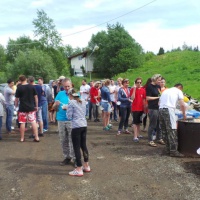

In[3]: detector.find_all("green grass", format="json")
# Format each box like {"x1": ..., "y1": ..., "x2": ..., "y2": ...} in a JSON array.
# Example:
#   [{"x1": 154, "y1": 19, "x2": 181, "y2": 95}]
[
  {"x1": 114, "y1": 51, "x2": 200, "y2": 100},
  {"x1": 70, "y1": 72, "x2": 105, "y2": 90}
]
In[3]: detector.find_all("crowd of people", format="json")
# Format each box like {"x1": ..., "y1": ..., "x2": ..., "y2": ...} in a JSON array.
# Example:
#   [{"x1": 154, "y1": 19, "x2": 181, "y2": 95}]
[{"x1": 0, "y1": 73, "x2": 187, "y2": 177}]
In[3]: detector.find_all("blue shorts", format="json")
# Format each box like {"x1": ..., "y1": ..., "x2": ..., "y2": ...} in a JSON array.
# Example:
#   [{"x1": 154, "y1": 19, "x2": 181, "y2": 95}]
[{"x1": 101, "y1": 101, "x2": 111, "y2": 112}]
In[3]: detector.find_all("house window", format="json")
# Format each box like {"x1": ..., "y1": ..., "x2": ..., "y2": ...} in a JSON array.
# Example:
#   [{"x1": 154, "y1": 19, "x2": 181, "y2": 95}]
[{"x1": 78, "y1": 56, "x2": 82, "y2": 60}]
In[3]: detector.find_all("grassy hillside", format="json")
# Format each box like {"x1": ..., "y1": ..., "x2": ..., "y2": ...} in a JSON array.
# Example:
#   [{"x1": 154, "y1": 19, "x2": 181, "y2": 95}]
[{"x1": 114, "y1": 51, "x2": 200, "y2": 100}]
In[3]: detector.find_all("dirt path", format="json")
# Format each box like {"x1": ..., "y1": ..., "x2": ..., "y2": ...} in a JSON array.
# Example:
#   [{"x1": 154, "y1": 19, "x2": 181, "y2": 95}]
[{"x1": 0, "y1": 121, "x2": 200, "y2": 200}]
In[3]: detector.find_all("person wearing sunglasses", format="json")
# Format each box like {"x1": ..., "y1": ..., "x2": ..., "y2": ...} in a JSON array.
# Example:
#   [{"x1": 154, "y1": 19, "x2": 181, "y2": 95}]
[
  {"x1": 117, "y1": 79, "x2": 132, "y2": 135},
  {"x1": 130, "y1": 77, "x2": 146, "y2": 142}
]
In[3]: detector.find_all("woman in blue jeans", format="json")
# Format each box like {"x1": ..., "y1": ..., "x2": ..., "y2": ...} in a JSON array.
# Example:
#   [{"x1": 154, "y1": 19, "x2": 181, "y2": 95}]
[
  {"x1": 117, "y1": 79, "x2": 132, "y2": 135},
  {"x1": 100, "y1": 79, "x2": 112, "y2": 131}
]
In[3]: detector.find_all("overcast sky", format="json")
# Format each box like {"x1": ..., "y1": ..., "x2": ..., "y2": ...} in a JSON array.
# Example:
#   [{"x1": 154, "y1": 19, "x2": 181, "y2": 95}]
[{"x1": 0, "y1": 0, "x2": 200, "y2": 53}]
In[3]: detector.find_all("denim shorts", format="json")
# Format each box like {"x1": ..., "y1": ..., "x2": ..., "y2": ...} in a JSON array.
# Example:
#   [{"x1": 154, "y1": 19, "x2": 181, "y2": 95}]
[{"x1": 101, "y1": 101, "x2": 111, "y2": 112}]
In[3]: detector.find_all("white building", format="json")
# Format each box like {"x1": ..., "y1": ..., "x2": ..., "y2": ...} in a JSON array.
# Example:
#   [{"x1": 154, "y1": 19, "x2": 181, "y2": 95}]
[{"x1": 68, "y1": 51, "x2": 95, "y2": 74}]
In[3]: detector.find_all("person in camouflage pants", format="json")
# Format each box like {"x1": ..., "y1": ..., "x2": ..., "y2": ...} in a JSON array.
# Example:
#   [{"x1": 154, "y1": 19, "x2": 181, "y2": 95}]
[
  {"x1": 159, "y1": 108, "x2": 178, "y2": 154},
  {"x1": 159, "y1": 83, "x2": 186, "y2": 157}
]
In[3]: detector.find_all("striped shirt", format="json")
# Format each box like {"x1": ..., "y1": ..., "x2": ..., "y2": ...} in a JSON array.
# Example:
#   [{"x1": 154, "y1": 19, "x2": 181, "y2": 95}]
[{"x1": 67, "y1": 99, "x2": 87, "y2": 128}]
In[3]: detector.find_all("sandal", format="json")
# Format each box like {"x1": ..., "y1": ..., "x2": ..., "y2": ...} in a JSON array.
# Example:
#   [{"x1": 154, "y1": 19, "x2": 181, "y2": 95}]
[{"x1": 149, "y1": 141, "x2": 157, "y2": 147}]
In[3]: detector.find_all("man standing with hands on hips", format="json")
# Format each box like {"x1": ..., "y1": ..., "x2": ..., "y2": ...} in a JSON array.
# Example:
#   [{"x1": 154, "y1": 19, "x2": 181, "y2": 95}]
[{"x1": 159, "y1": 83, "x2": 186, "y2": 157}]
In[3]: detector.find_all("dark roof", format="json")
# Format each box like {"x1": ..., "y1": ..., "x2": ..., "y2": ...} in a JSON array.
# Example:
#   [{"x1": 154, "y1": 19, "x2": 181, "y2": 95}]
[{"x1": 68, "y1": 51, "x2": 88, "y2": 59}]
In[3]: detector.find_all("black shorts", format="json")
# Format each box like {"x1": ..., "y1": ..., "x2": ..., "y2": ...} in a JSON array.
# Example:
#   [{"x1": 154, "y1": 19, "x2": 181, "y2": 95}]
[{"x1": 132, "y1": 111, "x2": 143, "y2": 124}]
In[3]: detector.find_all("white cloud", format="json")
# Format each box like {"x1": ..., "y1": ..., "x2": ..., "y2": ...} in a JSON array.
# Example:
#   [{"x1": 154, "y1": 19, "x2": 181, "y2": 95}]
[
  {"x1": 83, "y1": 0, "x2": 110, "y2": 9},
  {"x1": 60, "y1": 25, "x2": 104, "y2": 48},
  {"x1": 30, "y1": 0, "x2": 53, "y2": 8},
  {"x1": 129, "y1": 22, "x2": 200, "y2": 53}
]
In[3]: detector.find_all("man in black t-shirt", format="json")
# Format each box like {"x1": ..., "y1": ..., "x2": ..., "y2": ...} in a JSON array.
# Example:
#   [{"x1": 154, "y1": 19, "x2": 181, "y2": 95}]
[{"x1": 15, "y1": 75, "x2": 40, "y2": 142}]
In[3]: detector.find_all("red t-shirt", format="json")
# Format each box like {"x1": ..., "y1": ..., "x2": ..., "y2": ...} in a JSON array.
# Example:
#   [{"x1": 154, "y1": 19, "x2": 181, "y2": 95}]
[
  {"x1": 90, "y1": 87, "x2": 99, "y2": 103},
  {"x1": 130, "y1": 87, "x2": 146, "y2": 111}
]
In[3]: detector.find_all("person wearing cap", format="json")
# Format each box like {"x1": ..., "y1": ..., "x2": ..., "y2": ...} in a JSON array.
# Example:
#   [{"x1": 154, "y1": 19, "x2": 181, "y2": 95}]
[
  {"x1": 80, "y1": 79, "x2": 90, "y2": 119},
  {"x1": 67, "y1": 89, "x2": 90, "y2": 177},
  {"x1": 56, "y1": 76, "x2": 65, "y2": 93},
  {"x1": 53, "y1": 78, "x2": 75, "y2": 166}
]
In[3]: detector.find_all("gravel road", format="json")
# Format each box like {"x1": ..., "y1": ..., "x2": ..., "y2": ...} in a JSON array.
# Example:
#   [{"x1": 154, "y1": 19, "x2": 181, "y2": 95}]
[{"x1": 0, "y1": 121, "x2": 200, "y2": 200}]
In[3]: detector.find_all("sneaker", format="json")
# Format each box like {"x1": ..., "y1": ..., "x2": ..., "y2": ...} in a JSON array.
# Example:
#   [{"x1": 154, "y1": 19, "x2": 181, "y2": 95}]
[
  {"x1": 107, "y1": 124, "x2": 112, "y2": 129},
  {"x1": 43, "y1": 129, "x2": 48, "y2": 132},
  {"x1": 133, "y1": 138, "x2": 139, "y2": 143},
  {"x1": 116, "y1": 131, "x2": 121, "y2": 136},
  {"x1": 149, "y1": 141, "x2": 157, "y2": 147},
  {"x1": 170, "y1": 151, "x2": 184, "y2": 158},
  {"x1": 158, "y1": 139, "x2": 165, "y2": 145},
  {"x1": 38, "y1": 133, "x2": 44, "y2": 137},
  {"x1": 82, "y1": 166, "x2": 91, "y2": 172},
  {"x1": 103, "y1": 126, "x2": 110, "y2": 131},
  {"x1": 69, "y1": 169, "x2": 83, "y2": 177},
  {"x1": 60, "y1": 158, "x2": 71, "y2": 166}
]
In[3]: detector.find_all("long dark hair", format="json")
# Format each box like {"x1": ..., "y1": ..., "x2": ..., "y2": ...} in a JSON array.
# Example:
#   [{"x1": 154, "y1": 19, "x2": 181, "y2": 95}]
[{"x1": 143, "y1": 78, "x2": 152, "y2": 89}]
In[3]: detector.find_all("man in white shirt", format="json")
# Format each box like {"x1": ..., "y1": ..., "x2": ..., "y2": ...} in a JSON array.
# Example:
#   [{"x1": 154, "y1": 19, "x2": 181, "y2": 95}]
[
  {"x1": 80, "y1": 79, "x2": 90, "y2": 118},
  {"x1": 159, "y1": 83, "x2": 186, "y2": 157},
  {"x1": 109, "y1": 79, "x2": 117, "y2": 122}
]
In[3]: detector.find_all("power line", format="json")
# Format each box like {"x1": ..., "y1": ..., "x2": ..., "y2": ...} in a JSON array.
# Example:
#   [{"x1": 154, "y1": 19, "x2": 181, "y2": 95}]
[
  {"x1": 6, "y1": 0, "x2": 156, "y2": 47},
  {"x1": 62, "y1": 0, "x2": 157, "y2": 37}
]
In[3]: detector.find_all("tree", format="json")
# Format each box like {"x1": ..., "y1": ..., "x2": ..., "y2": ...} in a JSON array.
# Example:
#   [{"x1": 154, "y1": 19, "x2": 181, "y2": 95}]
[
  {"x1": 33, "y1": 9, "x2": 62, "y2": 48},
  {"x1": 44, "y1": 47, "x2": 70, "y2": 77},
  {"x1": 6, "y1": 36, "x2": 43, "y2": 63},
  {"x1": 157, "y1": 47, "x2": 165, "y2": 55},
  {"x1": 182, "y1": 43, "x2": 192, "y2": 51},
  {"x1": 88, "y1": 23, "x2": 144, "y2": 77},
  {"x1": 0, "y1": 45, "x2": 6, "y2": 71},
  {"x1": 5, "y1": 48, "x2": 57, "y2": 82},
  {"x1": 193, "y1": 46, "x2": 199, "y2": 52}
]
